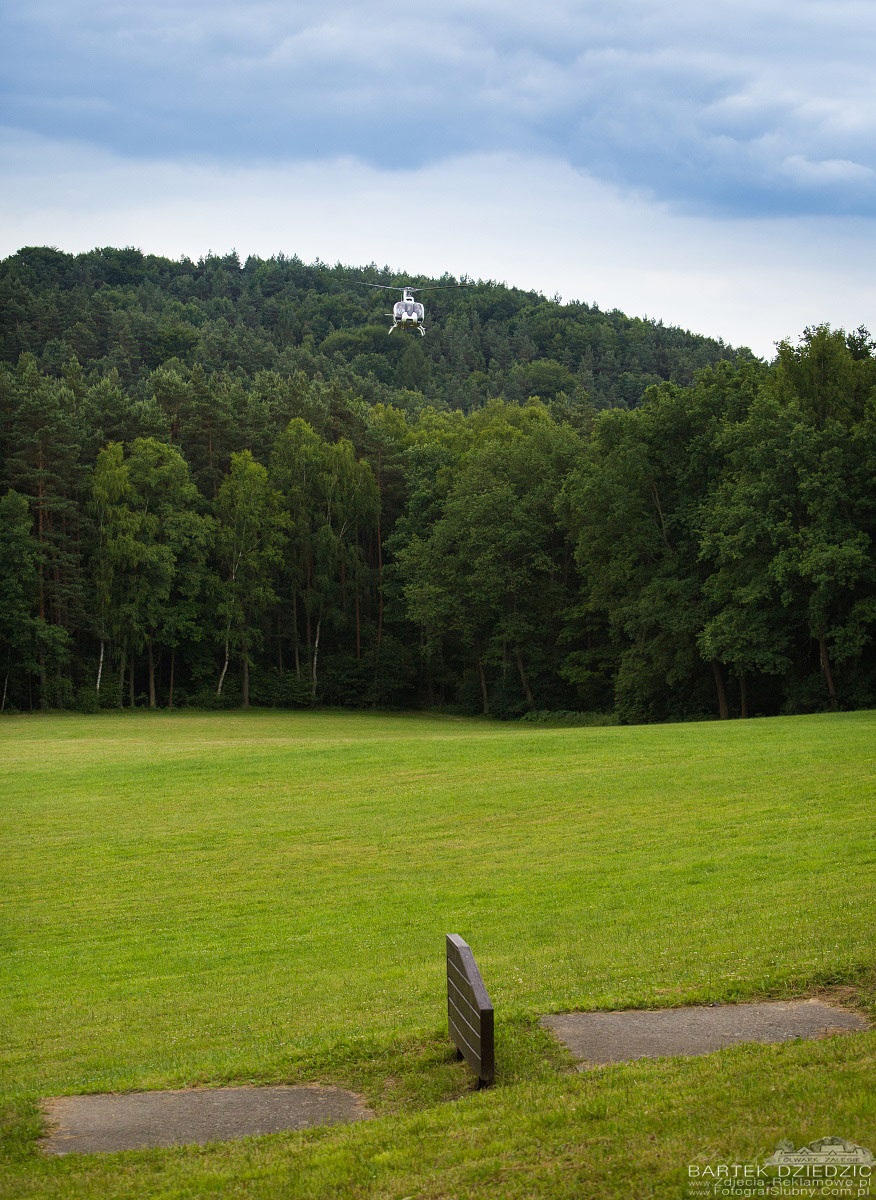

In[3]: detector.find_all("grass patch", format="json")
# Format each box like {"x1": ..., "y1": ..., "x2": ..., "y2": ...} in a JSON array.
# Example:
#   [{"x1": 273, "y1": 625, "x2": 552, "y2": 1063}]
[{"x1": 1, "y1": 708, "x2": 874, "y2": 1197}]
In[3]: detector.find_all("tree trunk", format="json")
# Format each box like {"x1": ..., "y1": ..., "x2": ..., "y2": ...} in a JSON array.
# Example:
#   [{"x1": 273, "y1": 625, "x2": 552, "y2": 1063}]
[
  {"x1": 129, "y1": 656, "x2": 135, "y2": 708},
  {"x1": 477, "y1": 657, "x2": 489, "y2": 716},
  {"x1": 38, "y1": 649, "x2": 47, "y2": 708},
  {"x1": 148, "y1": 641, "x2": 156, "y2": 709},
  {"x1": 515, "y1": 648, "x2": 535, "y2": 708},
  {"x1": 739, "y1": 673, "x2": 748, "y2": 719},
  {"x1": 217, "y1": 630, "x2": 230, "y2": 696},
  {"x1": 310, "y1": 616, "x2": 321, "y2": 705},
  {"x1": 168, "y1": 647, "x2": 175, "y2": 709},
  {"x1": 293, "y1": 592, "x2": 301, "y2": 678},
  {"x1": 818, "y1": 634, "x2": 838, "y2": 709},
  {"x1": 355, "y1": 582, "x2": 361, "y2": 660},
  {"x1": 37, "y1": 467, "x2": 45, "y2": 622},
  {"x1": 375, "y1": 451, "x2": 384, "y2": 656},
  {"x1": 305, "y1": 554, "x2": 312, "y2": 653},
  {"x1": 650, "y1": 479, "x2": 671, "y2": 550},
  {"x1": 118, "y1": 647, "x2": 126, "y2": 708},
  {"x1": 241, "y1": 652, "x2": 250, "y2": 708},
  {"x1": 376, "y1": 523, "x2": 384, "y2": 655},
  {"x1": 711, "y1": 661, "x2": 729, "y2": 720},
  {"x1": 373, "y1": 472, "x2": 385, "y2": 701},
  {"x1": 52, "y1": 557, "x2": 63, "y2": 628},
  {"x1": 1, "y1": 672, "x2": 8, "y2": 713},
  {"x1": 96, "y1": 638, "x2": 104, "y2": 693}
]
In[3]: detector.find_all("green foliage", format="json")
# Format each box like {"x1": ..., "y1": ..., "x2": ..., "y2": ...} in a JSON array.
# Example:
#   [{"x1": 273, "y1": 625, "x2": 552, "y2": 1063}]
[
  {"x1": 562, "y1": 342, "x2": 876, "y2": 720},
  {"x1": 0, "y1": 244, "x2": 873, "y2": 721},
  {"x1": 698, "y1": 333, "x2": 876, "y2": 712},
  {"x1": 214, "y1": 451, "x2": 287, "y2": 704},
  {"x1": 0, "y1": 489, "x2": 61, "y2": 710},
  {"x1": 90, "y1": 437, "x2": 211, "y2": 707},
  {"x1": 0, "y1": 246, "x2": 742, "y2": 415},
  {"x1": 518, "y1": 708, "x2": 619, "y2": 726},
  {"x1": 397, "y1": 403, "x2": 582, "y2": 713}
]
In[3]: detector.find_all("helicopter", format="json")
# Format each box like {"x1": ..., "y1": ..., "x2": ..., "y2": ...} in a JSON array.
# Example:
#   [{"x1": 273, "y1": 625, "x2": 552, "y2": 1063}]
[
  {"x1": 388, "y1": 287, "x2": 426, "y2": 336},
  {"x1": 349, "y1": 280, "x2": 463, "y2": 335}
]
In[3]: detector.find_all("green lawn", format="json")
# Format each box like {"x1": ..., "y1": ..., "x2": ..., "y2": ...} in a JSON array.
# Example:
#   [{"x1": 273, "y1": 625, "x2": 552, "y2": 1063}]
[{"x1": 1, "y1": 709, "x2": 874, "y2": 1198}]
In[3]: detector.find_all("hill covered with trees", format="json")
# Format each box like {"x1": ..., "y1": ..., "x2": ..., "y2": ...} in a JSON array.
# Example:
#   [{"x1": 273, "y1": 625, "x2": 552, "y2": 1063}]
[
  {"x1": 0, "y1": 245, "x2": 743, "y2": 413},
  {"x1": 1, "y1": 246, "x2": 874, "y2": 720}
]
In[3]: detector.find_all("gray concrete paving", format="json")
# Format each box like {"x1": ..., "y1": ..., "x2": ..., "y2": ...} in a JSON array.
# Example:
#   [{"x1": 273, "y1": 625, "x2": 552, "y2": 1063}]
[
  {"x1": 41, "y1": 1084, "x2": 373, "y2": 1155},
  {"x1": 542, "y1": 999, "x2": 869, "y2": 1066}
]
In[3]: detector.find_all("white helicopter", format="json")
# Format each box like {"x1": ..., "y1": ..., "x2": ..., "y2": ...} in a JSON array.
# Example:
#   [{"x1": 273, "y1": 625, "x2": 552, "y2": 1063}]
[
  {"x1": 388, "y1": 287, "x2": 426, "y2": 336},
  {"x1": 351, "y1": 280, "x2": 463, "y2": 335}
]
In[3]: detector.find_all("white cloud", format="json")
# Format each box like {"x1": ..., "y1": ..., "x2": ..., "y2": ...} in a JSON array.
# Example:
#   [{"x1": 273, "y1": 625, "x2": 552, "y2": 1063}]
[
  {"x1": 1, "y1": 128, "x2": 874, "y2": 358},
  {"x1": 781, "y1": 154, "x2": 875, "y2": 185}
]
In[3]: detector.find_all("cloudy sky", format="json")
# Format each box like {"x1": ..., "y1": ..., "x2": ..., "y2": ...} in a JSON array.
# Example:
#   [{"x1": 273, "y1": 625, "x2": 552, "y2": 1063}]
[{"x1": 2, "y1": 0, "x2": 875, "y2": 355}]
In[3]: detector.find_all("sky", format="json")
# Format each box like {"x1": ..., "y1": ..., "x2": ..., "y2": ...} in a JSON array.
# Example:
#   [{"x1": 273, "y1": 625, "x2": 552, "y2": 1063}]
[{"x1": 2, "y1": 0, "x2": 875, "y2": 356}]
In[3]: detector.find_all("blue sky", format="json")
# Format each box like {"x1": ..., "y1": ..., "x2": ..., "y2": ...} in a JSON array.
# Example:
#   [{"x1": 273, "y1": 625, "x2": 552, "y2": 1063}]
[{"x1": 2, "y1": 0, "x2": 875, "y2": 353}]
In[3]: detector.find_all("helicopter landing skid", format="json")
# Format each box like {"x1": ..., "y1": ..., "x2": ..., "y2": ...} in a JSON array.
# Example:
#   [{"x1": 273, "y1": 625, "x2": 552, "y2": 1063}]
[{"x1": 388, "y1": 323, "x2": 426, "y2": 336}]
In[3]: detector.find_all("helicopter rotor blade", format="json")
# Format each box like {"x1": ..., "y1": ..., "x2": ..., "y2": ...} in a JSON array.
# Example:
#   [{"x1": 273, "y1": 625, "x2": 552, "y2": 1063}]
[
  {"x1": 340, "y1": 278, "x2": 404, "y2": 291},
  {"x1": 406, "y1": 283, "x2": 466, "y2": 292},
  {"x1": 338, "y1": 276, "x2": 466, "y2": 294}
]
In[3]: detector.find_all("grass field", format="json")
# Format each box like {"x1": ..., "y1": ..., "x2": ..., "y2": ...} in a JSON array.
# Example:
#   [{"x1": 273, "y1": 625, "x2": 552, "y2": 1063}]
[{"x1": 1, "y1": 709, "x2": 874, "y2": 1198}]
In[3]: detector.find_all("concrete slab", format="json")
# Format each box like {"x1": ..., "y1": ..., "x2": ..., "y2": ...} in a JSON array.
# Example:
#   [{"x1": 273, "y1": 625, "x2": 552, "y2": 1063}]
[
  {"x1": 41, "y1": 1084, "x2": 373, "y2": 1155},
  {"x1": 542, "y1": 999, "x2": 869, "y2": 1066}
]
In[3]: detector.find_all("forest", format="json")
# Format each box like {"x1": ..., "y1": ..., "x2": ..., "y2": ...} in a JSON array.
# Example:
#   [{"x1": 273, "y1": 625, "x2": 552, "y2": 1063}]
[{"x1": 1, "y1": 245, "x2": 874, "y2": 720}]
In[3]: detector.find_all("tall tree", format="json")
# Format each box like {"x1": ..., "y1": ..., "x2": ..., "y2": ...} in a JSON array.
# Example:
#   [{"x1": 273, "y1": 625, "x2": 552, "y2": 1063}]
[
  {"x1": 701, "y1": 330, "x2": 876, "y2": 710},
  {"x1": 214, "y1": 450, "x2": 286, "y2": 705},
  {"x1": 561, "y1": 361, "x2": 763, "y2": 721},
  {"x1": 270, "y1": 422, "x2": 377, "y2": 701},
  {"x1": 400, "y1": 403, "x2": 581, "y2": 714},
  {"x1": 0, "y1": 490, "x2": 61, "y2": 710},
  {"x1": 91, "y1": 438, "x2": 210, "y2": 707},
  {"x1": 4, "y1": 355, "x2": 83, "y2": 705}
]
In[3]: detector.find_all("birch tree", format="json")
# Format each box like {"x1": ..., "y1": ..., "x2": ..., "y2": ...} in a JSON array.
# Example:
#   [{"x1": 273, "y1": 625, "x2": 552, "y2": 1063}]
[{"x1": 214, "y1": 450, "x2": 286, "y2": 705}]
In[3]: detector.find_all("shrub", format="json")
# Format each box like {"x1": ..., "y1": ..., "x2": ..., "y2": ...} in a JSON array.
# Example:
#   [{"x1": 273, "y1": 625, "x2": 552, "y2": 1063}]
[
  {"x1": 72, "y1": 686, "x2": 101, "y2": 714},
  {"x1": 519, "y1": 709, "x2": 618, "y2": 727}
]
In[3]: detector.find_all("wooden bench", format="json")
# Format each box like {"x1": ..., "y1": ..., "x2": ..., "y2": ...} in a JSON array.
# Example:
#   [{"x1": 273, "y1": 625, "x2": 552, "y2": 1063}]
[{"x1": 446, "y1": 934, "x2": 494, "y2": 1087}]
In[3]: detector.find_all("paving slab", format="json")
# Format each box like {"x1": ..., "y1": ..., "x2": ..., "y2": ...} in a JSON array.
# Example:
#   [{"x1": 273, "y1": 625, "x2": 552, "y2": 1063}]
[
  {"x1": 41, "y1": 1084, "x2": 373, "y2": 1155},
  {"x1": 542, "y1": 999, "x2": 869, "y2": 1066}
]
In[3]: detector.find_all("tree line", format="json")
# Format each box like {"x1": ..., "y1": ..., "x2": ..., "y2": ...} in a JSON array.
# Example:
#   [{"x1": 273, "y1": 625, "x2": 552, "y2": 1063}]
[{"x1": 1, "y1": 298, "x2": 873, "y2": 719}]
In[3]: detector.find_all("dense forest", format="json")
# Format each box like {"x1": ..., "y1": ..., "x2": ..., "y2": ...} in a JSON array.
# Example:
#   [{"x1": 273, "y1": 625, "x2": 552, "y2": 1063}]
[{"x1": 1, "y1": 245, "x2": 874, "y2": 720}]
